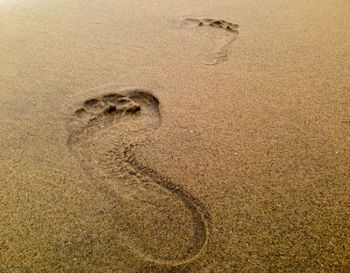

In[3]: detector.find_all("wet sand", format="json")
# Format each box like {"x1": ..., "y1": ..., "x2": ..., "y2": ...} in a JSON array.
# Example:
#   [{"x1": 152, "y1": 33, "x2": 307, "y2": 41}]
[{"x1": 1, "y1": 0, "x2": 350, "y2": 272}]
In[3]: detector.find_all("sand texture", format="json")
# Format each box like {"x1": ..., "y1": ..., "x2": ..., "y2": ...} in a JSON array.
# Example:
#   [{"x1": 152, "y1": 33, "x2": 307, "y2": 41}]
[{"x1": 1, "y1": 0, "x2": 350, "y2": 272}]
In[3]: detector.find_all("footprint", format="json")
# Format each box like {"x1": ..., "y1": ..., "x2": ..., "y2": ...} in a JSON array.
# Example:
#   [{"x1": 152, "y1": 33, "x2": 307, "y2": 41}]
[
  {"x1": 66, "y1": 88, "x2": 211, "y2": 266},
  {"x1": 178, "y1": 17, "x2": 239, "y2": 66}
]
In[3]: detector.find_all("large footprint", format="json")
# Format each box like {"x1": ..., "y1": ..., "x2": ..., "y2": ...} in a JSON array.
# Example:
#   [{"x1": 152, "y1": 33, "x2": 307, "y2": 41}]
[
  {"x1": 66, "y1": 89, "x2": 210, "y2": 266},
  {"x1": 178, "y1": 17, "x2": 239, "y2": 66}
]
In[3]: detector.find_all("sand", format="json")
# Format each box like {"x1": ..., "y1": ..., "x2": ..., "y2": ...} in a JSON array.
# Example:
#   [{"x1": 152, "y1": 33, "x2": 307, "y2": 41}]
[{"x1": 1, "y1": 0, "x2": 350, "y2": 272}]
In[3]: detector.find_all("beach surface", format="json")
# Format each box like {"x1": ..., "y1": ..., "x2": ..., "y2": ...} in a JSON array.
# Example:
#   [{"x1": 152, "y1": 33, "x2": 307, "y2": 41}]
[{"x1": 1, "y1": 0, "x2": 350, "y2": 272}]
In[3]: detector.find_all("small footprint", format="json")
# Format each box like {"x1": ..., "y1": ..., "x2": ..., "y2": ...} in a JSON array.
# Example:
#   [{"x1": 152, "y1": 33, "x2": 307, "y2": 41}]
[
  {"x1": 66, "y1": 88, "x2": 211, "y2": 266},
  {"x1": 178, "y1": 17, "x2": 239, "y2": 66}
]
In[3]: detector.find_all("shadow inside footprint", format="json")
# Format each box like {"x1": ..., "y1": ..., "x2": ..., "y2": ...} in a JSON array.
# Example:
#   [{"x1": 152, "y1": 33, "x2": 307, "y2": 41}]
[
  {"x1": 178, "y1": 17, "x2": 239, "y2": 66},
  {"x1": 67, "y1": 88, "x2": 210, "y2": 266}
]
